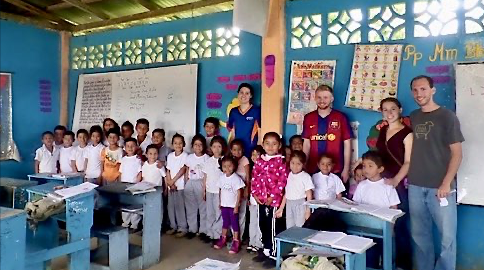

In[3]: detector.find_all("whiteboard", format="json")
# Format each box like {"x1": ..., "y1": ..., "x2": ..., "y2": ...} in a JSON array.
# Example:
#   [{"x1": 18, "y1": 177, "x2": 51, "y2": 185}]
[
  {"x1": 455, "y1": 62, "x2": 484, "y2": 206},
  {"x1": 72, "y1": 64, "x2": 198, "y2": 148}
]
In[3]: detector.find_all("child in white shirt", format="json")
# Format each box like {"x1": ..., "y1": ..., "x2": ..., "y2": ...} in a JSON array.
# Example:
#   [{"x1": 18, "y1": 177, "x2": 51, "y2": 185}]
[
  {"x1": 229, "y1": 139, "x2": 250, "y2": 239},
  {"x1": 84, "y1": 125, "x2": 105, "y2": 184},
  {"x1": 202, "y1": 136, "x2": 226, "y2": 243},
  {"x1": 72, "y1": 129, "x2": 89, "y2": 172},
  {"x1": 276, "y1": 151, "x2": 314, "y2": 228},
  {"x1": 142, "y1": 144, "x2": 167, "y2": 186},
  {"x1": 165, "y1": 133, "x2": 188, "y2": 237},
  {"x1": 120, "y1": 138, "x2": 142, "y2": 229},
  {"x1": 34, "y1": 131, "x2": 59, "y2": 173},
  {"x1": 312, "y1": 154, "x2": 346, "y2": 200},
  {"x1": 151, "y1": 128, "x2": 172, "y2": 167},
  {"x1": 135, "y1": 118, "x2": 151, "y2": 154},
  {"x1": 203, "y1": 117, "x2": 220, "y2": 155},
  {"x1": 59, "y1": 131, "x2": 76, "y2": 173}
]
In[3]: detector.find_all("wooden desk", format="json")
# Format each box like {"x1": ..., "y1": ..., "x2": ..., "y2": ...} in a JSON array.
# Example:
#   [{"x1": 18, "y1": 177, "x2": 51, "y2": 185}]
[
  {"x1": 27, "y1": 173, "x2": 83, "y2": 186},
  {"x1": 275, "y1": 227, "x2": 367, "y2": 270},
  {"x1": 95, "y1": 182, "x2": 162, "y2": 270},
  {"x1": 0, "y1": 207, "x2": 26, "y2": 270},
  {"x1": 0, "y1": 178, "x2": 38, "y2": 209},
  {"x1": 25, "y1": 183, "x2": 94, "y2": 270}
]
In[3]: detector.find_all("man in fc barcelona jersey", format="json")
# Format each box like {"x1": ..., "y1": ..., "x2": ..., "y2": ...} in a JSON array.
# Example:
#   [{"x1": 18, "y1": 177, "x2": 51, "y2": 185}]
[{"x1": 302, "y1": 85, "x2": 353, "y2": 182}]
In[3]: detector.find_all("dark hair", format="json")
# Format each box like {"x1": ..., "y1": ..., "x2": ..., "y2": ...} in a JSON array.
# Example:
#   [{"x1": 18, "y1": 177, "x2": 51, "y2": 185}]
[
  {"x1": 362, "y1": 151, "x2": 384, "y2": 168},
  {"x1": 204, "y1": 117, "x2": 220, "y2": 130},
  {"x1": 354, "y1": 164, "x2": 363, "y2": 174},
  {"x1": 289, "y1": 135, "x2": 303, "y2": 145},
  {"x1": 172, "y1": 133, "x2": 186, "y2": 147},
  {"x1": 220, "y1": 155, "x2": 238, "y2": 173},
  {"x1": 238, "y1": 83, "x2": 255, "y2": 104},
  {"x1": 290, "y1": 150, "x2": 307, "y2": 164},
  {"x1": 103, "y1": 118, "x2": 119, "y2": 131},
  {"x1": 263, "y1": 132, "x2": 282, "y2": 144},
  {"x1": 410, "y1": 75, "x2": 434, "y2": 89},
  {"x1": 42, "y1": 131, "x2": 54, "y2": 138},
  {"x1": 54, "y1": 125, "x2": 67, "y2": 132},
  {"x1": 136, "y1": 118, "x2": 150, "y2": 127},
  {"x1": 76, "y1": 129, "x2": 88, "y2": 137},
  {"x1": 230, "y1": 139, "x2": 245, "y2": 151},
  {"x1": 318, "y1": 153, "x2": 334, "y2": 163},
  {"x1": 252, "y1": 145, "x2": 265, "y2": 156},
  {"x1": 283, "y1": 145, "x2": 292, "y2": 156},
  {"x1": 152, "y1": 128, "x2": 166, "y2": 137},
  {"x1": 106, "y1": 127, "x2": 120, "y2": 137},
  {"x1": 380, "y1": 97, "x2": 402, "y2": 111},
  {"x1": 210, "y1": 135, "x2": 228, "y2": 154},
  {"x1": 89, "y1": 125, "x2": 104, "y2": 138},
  {"x1": 121, "y1": 121, "x2": 134, "y2": 131},
  {"x1": 124, "y1": 137, "x2": 137, "y2": 145},
  {"x1": 146, "y1": 144, "x2": 159, "y2": 153},
  {"x1": 64, "y1": 131, "x2": 75, "y2": 139},
  {"x1": 315, "y1": 84, "x2": 334, "y2": 95},
  {"x1": 191, "y1": 134, "x2": 207, "y2": 154}
]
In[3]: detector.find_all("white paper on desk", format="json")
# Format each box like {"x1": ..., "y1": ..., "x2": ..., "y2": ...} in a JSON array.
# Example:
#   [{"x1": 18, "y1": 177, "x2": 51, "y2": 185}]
[
  {"x1": 307, "y1": 231, "x2": 347, "y2": 246},
  {"x1": 52, "y1": 172, "x2": 83, "y2": 179},
  {"x1": 185, "y1": 258, "x2": 240, "y2": 270},
  {"x1": 331, "y1": 235, "x2": 374, "y2": 254},
  {"x1": 54, "y1": 182, "x2": 98, "y2": 199}
]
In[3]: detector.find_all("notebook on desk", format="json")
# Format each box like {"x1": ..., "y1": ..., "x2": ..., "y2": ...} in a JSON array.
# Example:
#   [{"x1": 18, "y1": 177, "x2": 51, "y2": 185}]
[{"x1": 306, "y1": 231, "x2": 374, "y2": 254}]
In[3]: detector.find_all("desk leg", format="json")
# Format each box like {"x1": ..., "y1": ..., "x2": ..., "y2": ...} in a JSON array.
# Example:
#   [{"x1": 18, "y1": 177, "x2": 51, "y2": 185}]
[
  {"x1": 0, "y1": 214, "x2": 26, "y2": 270},
  {"x1": 276, "y1": 240, "x2": 281, "y2": 270},
  {"x1": 383, "y1": 222, "x2": 392, "y2": 270},
  {"x1": 141, "y1": 191, "x2": 162, "y2": 269},
  {"x1": 66, "y1": 195, "x2": 94, "y2": 270},
  {"x1": 346, "y1": 253, "x2": 366, "y2": 270}
]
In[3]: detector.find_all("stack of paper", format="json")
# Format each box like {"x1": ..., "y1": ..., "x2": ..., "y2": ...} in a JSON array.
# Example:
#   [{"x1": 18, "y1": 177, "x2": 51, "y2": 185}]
[
  {"x1": 52, "y1": 172, "x2": 83, "y2": 179},
  {"x1": 125, "y1": 182, "x2": 157, "y2": 195},
  {"x1": 305, "y1": 199, "x2": 354, "y2": 213},
  {"x1": 351, "y1": 204, "x2": 404, "y2": 223},
  {"x1": 306, "y1": 231, "x2": 374, "y2": 254},
  {"x1": 185, "y1": 258, "x2": 240, "y2": 270},
  {"x1": 54, "y1": 182, "x2": 98, "y2": 199}
]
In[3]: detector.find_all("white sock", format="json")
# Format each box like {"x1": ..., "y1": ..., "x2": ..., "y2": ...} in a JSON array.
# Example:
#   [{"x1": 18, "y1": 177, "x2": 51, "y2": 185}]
[{"x1": 263, "y1": 248, "x2": 270, "y2": 257}]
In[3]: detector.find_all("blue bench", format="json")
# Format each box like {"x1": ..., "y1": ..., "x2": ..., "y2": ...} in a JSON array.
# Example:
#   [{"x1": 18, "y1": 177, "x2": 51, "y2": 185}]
[{"x1": 0, "y1": 207, "x2": 26, "y2": 270}]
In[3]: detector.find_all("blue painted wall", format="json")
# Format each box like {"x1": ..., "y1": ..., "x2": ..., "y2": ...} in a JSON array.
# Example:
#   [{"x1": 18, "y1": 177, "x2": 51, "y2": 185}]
[
  {"x1": 284, "y1": 0, "x2": 484, "y2": 269},
  {"x1": 0, "y1": 20, "x2": 60, "y2": 178},
  {"x1": 69, "y1": 12, "x2": 262, "y2": 139}
]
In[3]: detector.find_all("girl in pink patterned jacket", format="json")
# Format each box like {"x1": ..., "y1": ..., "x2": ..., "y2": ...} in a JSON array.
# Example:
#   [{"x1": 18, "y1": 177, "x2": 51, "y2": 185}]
[{"x1": 251, "y1": 132, "x2": 288, "y2": 266}]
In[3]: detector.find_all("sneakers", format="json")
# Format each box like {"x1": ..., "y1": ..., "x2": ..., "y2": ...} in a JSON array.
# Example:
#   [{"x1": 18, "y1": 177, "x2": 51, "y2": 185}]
[
  {"x1": 247, "y1": 245, "x2": 261, "y2": 253},
  {"x1": 166, "y1": 229, "x2": 176, "y2": 235},
  {"x1": 214, "y1": 236, "x2": 227, "y2": 249},
  {"x1": 262, "y1": 257, "x2": 276, "y2": 269},
  {"x1": 252, "y1": 249, "x2": 268, "y2": 262},
  {"x1": 185, "y1": 232, "x2": 196, "y2": 239},
  {"x1": 175, "y1": 231, "x2": 187, "y2": 238},
  {"x1": 229, "y1": 240, "x2": 240, "y2": 254}
]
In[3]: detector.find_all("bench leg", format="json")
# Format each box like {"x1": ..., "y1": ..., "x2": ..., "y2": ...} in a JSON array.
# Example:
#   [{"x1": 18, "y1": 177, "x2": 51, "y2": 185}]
[
  {"x1": 345, "y1": 253, "x2": 366, "y2": 270},
  {"x1": 383, "y1": 223, "x2": 392, "y2": 270},
  {"x1": 276, "y1": 240, "x2": 281, "y2": 270},
  {"x1": 70, "y1": 249, "x2": 90, "y2": 270},
  {"x1": 109, "y1": 229, "x2": 129, "y2": 270}
]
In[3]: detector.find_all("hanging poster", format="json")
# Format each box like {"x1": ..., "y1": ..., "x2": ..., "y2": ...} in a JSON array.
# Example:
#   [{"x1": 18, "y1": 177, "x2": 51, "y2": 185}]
[
  {"x1": 287, "y1": 60, "x2": 336, "y2": 125},
  {"x1": 345, "y1": 44, "x2": 403, "y2": 111},
  {"x1": 0, "y1": 73, "x2": 20, "y2": 161}
]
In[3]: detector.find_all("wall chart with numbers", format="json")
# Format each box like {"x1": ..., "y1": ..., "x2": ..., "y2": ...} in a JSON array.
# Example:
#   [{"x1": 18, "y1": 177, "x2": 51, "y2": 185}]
[{"x1": 345, "y1": 44, "x2": 403, "y2": 111}]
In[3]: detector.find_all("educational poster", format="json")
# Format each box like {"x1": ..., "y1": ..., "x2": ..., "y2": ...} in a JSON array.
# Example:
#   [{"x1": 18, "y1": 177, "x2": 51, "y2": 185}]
[
  {"x1": 287, "y1": 60, "x2": 336, "y2": 125},
  {"x1": 345, "y1": 44, "x2": 403, "y2": 111},
  {"x1": 0, "y1": 73, "x2": 20, "y2": 161}
]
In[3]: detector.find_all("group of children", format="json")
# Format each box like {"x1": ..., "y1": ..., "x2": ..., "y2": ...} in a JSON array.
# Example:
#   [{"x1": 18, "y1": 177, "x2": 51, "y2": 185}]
[{"x1": 34, "y1": 116, "x2": 400, "y2": 268}]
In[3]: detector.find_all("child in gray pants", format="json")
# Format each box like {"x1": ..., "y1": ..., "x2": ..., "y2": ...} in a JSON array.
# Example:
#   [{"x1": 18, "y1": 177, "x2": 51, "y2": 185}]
[
  {"x1": 276, "y1": 151, "x2": 314, "y2": 228},
  {"x1": 247, "y1": 146, "x2": 264, "y2": 252}
]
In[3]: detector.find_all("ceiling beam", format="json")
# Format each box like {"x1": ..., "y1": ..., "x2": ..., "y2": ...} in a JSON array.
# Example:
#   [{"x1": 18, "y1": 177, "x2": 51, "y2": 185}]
[
  {"x1": 73, "y1": 0, "x2": 233, "y2": 32},
  {"x1": 61, "y1": 0, "x2": 111, "y2": 20},
  {"x1": 47, "y1": 0, "x2": 103, "y2": 11},
  {"x1": 0, "y1": 11, "x2": 65, "y2": 31},
  {"x1": 130, "y1": 0, "x2": 160, "y2": 11},
  {"x1": 3, "y1": 0, "x2": 74, "y2": 27}
]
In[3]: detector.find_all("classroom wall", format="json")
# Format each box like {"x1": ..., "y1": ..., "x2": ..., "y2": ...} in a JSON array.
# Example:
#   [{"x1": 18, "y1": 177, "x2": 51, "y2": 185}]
[
  {"x1": 0, "y1": 20, "x2": 61, "y2": 178},
  {"x1": 69, "y1": 12, "x2": 262, "y2": 139},
  {"x1": 284, "y1": 0, "x2": 484, "y2": 269}
]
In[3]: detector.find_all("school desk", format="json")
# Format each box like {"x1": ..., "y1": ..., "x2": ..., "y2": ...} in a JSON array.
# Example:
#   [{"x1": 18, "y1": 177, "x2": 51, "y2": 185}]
[
  {"x1": 309, "y1": 206, "x2": 396, "y2": 270},
  {"x1": 25, "y1": 182, "x2": 94, "y2": 270},
  {"x1": 0, "y1": 177, "x2": 38, "y2": 209},
  {"x1": 27, "y1": 173, "x2": 84, "y2": 186},
  {"x1": 0, "y1": 207, "x2": 26, "y2": 270},
  {"x1": 275, "y1": 226, "x2": 368, "y2": 270},
  {"x1": 94, "y1": 182, "x2": 162, "y2": 270}
]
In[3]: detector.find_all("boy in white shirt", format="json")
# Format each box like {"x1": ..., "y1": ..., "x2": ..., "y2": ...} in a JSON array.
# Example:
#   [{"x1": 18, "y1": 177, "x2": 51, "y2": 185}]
[
  {"x1": 72, "y1": 129, "x2": 89, "y2": 172},
  {"x1": 84, "y1": 125, "x2": 105, "y2": 184},
  {"x1": 135, "y1": 118, "x2": 151, "y2": 154},
  {"x1": 59, "y1": 131, "x2": 76, "y2": 173},
  {"x1": 151, "y1": 129, "x2": 172, "y2": 167},
  {"x1": 35, "y1": 131, "x2": 60, "y2": 173},
  {"x1": 120, "y1": 138, "x2": 143, "y2": 229},
  {"x1": 54, "y1": 125, "x2": 66, "y2": 151},
  {"x1": 312, "y1": 154, "x2": 346, "y2": 200}
]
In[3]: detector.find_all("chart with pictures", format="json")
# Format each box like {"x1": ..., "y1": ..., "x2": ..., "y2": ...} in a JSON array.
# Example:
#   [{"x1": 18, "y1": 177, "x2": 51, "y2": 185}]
[
  {"x1": 345, "y1": 44, "x2": 403, "y2": 111},
  {"x1": 287, "y1": 60, "x2": 336, "y2": 125}
]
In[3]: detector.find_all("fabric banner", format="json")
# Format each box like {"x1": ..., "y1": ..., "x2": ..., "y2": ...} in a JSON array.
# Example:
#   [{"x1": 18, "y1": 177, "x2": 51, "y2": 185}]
[
  {"x1": 345, "y1": 44, "x2": 403, "y2": 111},
  {"x1": 287, "y1": 60, "x2": 337, "y2": 125},
  {"x1": 0, "y1": 73, "x2": 20, "y2": 161}
]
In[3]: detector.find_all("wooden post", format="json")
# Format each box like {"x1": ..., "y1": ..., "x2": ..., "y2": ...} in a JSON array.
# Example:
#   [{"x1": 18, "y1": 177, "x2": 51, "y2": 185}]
[
  {"x1": 261, "y1": 0, "x2": 286, "y2": 137},
  {"x1": 60, "y1": 31, "x2": 70, "y2": 126}
]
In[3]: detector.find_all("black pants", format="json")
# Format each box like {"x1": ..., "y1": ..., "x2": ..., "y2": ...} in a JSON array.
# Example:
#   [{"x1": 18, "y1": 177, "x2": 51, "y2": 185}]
[{"x1": 258, "y1": 204, "x2": 285, "y2": 258}]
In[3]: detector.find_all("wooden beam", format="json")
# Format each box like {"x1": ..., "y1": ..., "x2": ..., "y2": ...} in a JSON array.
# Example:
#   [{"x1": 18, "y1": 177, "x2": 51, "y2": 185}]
[
  {"x1": 47, "y1": 0, "x2": 103, "y2": 11},
  {"x1": 60, "y1": 31, "x2": 71, "y2": 126},
  {"x1": 130, "y1": 0, "x2": 160, "y2": 11},
  {"x1": 62, "y1": 0, "x2": 111, "y2": 20},
  {"x1": 3, "y1": 0, "x2": 74, "y2": 27},
  {"x1": 0, "y1": 12, "x2": 64, "y2": 31},
  {"x1": 73, "y1": 0, "x2": 232, "y2": 32}
]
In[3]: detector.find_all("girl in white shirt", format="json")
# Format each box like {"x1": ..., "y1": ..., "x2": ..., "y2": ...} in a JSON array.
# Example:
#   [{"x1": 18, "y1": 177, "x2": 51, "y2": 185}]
[
  {"x1": 184, "y1": 134, "x2": 209, "y2": 239},
  {"x1": 165, "y1": 134, "x2": 188, "y2": 238},
  {"x1": 202, "y1": 136, "x2": 227, "y2": 243},
  {"x1": 120, "y1": 138, "x2": 142, "y2": 229},
  {"x1": 229, "y1": 139, "x2": 250, "y2": 239},
  {"x1": 84, "y1": 125, "x2": 105, "y2": 184},
  {"x1": 276, "y1": 151, "x2": 314, "y2": 228},
  {"x1": 312, "y1": 154, "x2": 346, "y2": 201}
]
